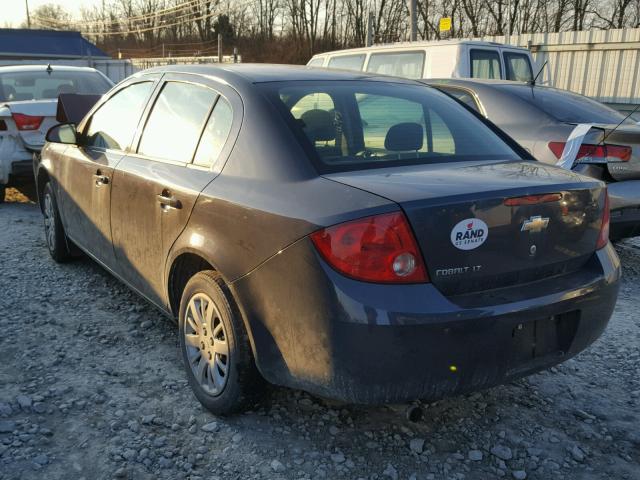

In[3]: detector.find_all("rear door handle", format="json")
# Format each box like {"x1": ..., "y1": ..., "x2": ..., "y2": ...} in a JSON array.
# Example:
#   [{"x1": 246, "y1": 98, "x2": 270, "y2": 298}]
[
  {"x1": 93, "y1": 171, "x2": 109, "y2": 186},
  {"x1": 157, "y1": 190, "x2": 182, "y2": 210}
]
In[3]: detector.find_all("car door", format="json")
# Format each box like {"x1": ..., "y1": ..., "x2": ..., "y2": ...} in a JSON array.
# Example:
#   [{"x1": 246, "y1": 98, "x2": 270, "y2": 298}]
[
  {"x1": 56, "y1": 79, "x2": 156, "y2": 270},
  {"x1": 109, "y1": 74, "x2": 238, "y2": 308}
]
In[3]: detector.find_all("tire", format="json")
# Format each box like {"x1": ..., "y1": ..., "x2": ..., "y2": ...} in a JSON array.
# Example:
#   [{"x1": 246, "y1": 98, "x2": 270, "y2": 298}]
[
  {"x1": 178, "y1": 271, "x2": 263, "y2": 414},
  {"x1": 0, "y1": 184, "x2": 5, "y2": 203},
  {"x1": 42, "y1": 182, "x2": 72, "y2": 262}
]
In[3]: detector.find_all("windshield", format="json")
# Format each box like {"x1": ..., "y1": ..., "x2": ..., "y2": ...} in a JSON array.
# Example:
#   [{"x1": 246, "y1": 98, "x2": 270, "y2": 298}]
[
  {"x1": 265, "y1": 81, "x2": 520, "y2": 172},
  {"x1": 0, "y1": 69, "x2": 113, "y2": 102},
  {"x1": 502, "y1": 85, "x2": 635, "y2": 125}
]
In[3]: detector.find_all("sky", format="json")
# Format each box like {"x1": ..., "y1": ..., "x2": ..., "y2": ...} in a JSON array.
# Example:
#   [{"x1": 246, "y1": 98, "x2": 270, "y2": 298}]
[{"x1": 2, "y1": 0, "x2": 102, "y2": 27}]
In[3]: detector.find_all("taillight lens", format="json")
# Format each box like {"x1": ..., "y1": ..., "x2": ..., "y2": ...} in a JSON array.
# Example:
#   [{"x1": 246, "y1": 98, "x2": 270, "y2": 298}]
[
  {"x1": 11, "y1": 113, "x2": 44, "y2": 131},
  {"x1": 549, "y1": 142, "x2": 631, "y2": 163},
  {"x1": 310, "y1": 212, "x2": 429, "y2": 283},
  {"x1": 596, "y1": 191, "x2": 610, "y2": 250}
]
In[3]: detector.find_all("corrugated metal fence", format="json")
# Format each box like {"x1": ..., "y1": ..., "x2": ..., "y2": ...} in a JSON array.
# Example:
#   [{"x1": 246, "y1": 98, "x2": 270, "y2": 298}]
[{"x1": 477, "y1": 28, "x2": 640, "y2": 108}]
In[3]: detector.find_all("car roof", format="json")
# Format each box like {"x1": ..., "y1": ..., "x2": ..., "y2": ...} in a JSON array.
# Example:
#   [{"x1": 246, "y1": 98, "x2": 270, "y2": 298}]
[
  {"x1": 140, "y1": 63, "x2": 419, "y2": 85},
  {"x1": 0, "y1": 64, "x2": 102, "y2": 73},
  {"x1": 312, "y1": 40, "x2": 529, "y2": 58}
]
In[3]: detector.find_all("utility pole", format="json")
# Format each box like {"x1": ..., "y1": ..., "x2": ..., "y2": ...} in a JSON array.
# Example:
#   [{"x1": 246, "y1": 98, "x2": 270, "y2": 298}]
[
  {"x1": 506, "y1": 0, "x2": 511, "y2": 42},
  {"x1": 217, "y1": 33, "x2": 223, "y2": 63},
  {"x1": 25, "y1": 0, "x2": 31, "y2": 28},
  {"x1": 409, "y1": 0, "x2": 417, "y2": 41},
  {"x1": 366, "y1": 11, "x2": 374, "y2": 47}
]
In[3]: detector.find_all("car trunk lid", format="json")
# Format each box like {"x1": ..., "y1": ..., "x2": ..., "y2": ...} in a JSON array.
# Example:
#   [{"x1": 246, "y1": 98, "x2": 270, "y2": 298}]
[
  {"x1": 324, "y1": 160, "x2": 605, "y2": 296},
  {"x1": 0, "y1": 100, "x2": 58, "y2": 151},
  {"x1": 580, "y1": 123, "x2": 640, "y2": 181}
]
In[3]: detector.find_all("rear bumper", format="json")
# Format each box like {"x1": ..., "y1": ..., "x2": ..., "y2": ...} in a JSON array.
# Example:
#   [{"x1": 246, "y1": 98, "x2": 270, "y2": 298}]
[
  {"x1": 604, "y1": 181, "x2": 640, "y2": 239},
  {"x1": 232, "y1": 240, "x2": 620, "y2": 404}
]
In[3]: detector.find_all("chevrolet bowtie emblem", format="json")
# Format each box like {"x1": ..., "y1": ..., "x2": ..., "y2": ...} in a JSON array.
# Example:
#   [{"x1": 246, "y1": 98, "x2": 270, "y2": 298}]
[{"x1": 521, "y1": 215, "x2": 549, "y2": 233}]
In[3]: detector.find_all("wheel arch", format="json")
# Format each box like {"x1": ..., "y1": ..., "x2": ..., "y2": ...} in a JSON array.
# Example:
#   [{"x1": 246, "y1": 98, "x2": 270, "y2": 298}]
[
  {"x1": 166, "y1": 249, "x2": 260, "y2": 361},
  {"x1": 36, "y1": 167, "x2": 51, "y2": 212}
]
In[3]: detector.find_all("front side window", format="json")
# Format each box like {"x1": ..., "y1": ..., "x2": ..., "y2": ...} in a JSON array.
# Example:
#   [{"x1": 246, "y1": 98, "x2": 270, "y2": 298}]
[
  {"x1": 504, "y1": 52, "x2": 533, "y2": 82},
  {"x1": 0, "y1": 69, "x2": 112, "y2": 102},
  {"x1": 138, "y1": 82, "x2": 217, "y2": 163},
  {"x1": 366, "y1": 52, "x2": 425, "y2": 79},
  {"x1": 470, "y1": 49, "x2": 502, "y2": 79},
  {"x1": 327, "y1": 55, "x2": 366, "y2": 72},
  {"x1": 84, "y1": 81, "x2": 153, "y2": 151},
  {"x1": 193, "y1": 97, "x2": 233, "y2": 168},
  {"x1": 269, "y1": 81, "x2": 520, "y2": 172}
]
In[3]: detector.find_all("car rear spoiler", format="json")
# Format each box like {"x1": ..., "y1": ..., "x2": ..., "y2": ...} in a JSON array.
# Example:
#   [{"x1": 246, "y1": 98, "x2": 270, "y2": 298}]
[{"x1": 56, "y1": 93, "x2": 102, "y2": 124}]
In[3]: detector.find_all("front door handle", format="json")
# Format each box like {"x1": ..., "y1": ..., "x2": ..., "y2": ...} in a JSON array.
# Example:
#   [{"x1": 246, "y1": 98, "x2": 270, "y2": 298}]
[
  {"x1": 157, "y1": 190, "x2": 182, "y2": 210},
  {"x1": 93, "y1": 171, "x2": 109, "y2": 186}
]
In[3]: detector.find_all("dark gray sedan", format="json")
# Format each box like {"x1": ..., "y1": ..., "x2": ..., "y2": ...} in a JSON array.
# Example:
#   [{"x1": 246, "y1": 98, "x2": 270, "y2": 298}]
[
  {"x1": 36, "y1": 65, "x2": 619, "y2": 414},
  {"x1": 426, "y1": 79, "x2": 640, "y2": 239}
]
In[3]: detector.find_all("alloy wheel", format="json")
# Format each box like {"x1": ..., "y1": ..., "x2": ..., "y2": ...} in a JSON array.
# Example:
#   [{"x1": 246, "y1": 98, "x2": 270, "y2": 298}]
[{"x1": 183, "y1": 293, "x2": 229, "y2": 396}]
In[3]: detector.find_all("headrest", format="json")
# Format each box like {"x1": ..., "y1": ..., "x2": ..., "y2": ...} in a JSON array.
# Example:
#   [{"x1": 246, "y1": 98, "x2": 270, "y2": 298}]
[
  {"x1": 301, "y1": 109, "x2": 335, "y2": 142},
  {"x1": 384, "y1": 122, "x2": 424, "y2": 151}
]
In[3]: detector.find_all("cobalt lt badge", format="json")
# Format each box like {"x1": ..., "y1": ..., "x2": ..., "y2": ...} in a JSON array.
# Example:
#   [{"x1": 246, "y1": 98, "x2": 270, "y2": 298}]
[{"x1": 521, "y1": 215, "x2": 549, "y2": 233}]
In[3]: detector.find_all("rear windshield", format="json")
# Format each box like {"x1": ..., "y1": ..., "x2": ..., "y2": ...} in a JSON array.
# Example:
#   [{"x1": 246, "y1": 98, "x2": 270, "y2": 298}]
[
  {"x1": 264, "y1": 81, "x2": 520, "y2": 172},
  {"x1": 0, "y1": 70, "x2": 112, "y2": 102},
  {"x1": 502, "y1": 85, "x2": 635, "y2": 125}
]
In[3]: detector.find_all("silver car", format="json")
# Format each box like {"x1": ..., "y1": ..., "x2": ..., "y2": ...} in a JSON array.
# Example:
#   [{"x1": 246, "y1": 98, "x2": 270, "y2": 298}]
[
  {"x1": 0, "y1": 65, "x2": 113, "y2": 202},
  {"x1": 426, "y1": 79, "x2": 640, "y2": 239}
]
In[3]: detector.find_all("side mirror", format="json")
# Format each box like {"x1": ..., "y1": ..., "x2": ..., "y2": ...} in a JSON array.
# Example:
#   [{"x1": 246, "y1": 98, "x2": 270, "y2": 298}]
[{"x1": 46, "y1": 123, "x2": 78, "y2": 145}]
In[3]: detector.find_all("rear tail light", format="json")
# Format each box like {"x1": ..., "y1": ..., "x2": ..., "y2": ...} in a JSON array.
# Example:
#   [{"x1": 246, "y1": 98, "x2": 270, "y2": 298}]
[
  {"x1": 310, "y1": 211, "x2": 429, "y2": 283},
  {"x1": 11, "y1": 113, "x2": 44, "y2": 131},
  {"x1": 596, "y1": 191, "x2": 610, "y2": 250},
  {"x1": 549, "y1": 142, "x2": 631, "y2": 163}
]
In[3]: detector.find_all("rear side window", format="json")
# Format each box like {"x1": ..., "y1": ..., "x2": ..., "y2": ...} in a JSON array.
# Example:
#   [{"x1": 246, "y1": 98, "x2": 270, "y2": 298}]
[
  {"x1": 470, "y1": 49, "x2": 502, "y2": 79},
  {"x1": 193, "y1": 97, "x2": 233, "y2": 168},
  {"x1": 84, "y1": 81, "x2": 153, "y2": 151},
  {"x1": 307, "y1": 57, "x2": 325, "y2": 67},
  {"x1": 269, "y1": 81, "x2": 520, "y2": 172},
  {"x1": 504, "y1": 52, "x2": 533, "y2": 82},
  {"x1": 366, "y1": 52, "x2": 425, "y2": 79},
  {"x1": 435, "y1": 86, "x2": 481, "y2": 113},
  {"x1": 138, "y1": 82, "x2": 217, "y2": 163},
  {"x1": 327, "y1": 55, "x2": 365, "y2": 71}
]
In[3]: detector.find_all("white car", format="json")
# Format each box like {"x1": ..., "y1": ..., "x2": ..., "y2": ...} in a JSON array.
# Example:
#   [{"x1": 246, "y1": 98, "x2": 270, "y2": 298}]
[{"x1": 0, "y1": 65, "x2": 113, "y2": 202}]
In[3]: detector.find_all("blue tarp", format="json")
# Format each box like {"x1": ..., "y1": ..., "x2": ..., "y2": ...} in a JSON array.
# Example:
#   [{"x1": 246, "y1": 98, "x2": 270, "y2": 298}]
[{"x1": 0, "y1": 29, "x2": 109, "y2": 59}]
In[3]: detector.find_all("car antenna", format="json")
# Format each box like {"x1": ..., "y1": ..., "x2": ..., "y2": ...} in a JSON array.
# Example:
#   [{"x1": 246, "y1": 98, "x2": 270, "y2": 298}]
[
  {"x1": 599, "y1": 103, "x2": 640, "y2": 145},
  {"x1": 529, "y1": 60, "x2": 547, "y2": 86},
  {"x1": 46, "y1": 63, "x2": 53, "y2": 75}
]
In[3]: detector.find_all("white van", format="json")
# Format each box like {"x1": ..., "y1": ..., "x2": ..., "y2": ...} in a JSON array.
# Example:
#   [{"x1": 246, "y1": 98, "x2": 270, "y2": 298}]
[{"x1": 307, "y1": 40, "x2": 536, "y2": 82}]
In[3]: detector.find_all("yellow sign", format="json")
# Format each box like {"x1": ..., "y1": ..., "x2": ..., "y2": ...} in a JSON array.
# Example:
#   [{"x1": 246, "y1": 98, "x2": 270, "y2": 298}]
[{"x1": 439, "y1": 17, "x2": 452, "y2": 32}]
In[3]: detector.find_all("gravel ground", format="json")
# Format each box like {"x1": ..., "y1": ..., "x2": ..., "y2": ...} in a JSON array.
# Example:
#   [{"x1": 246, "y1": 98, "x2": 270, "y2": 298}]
[{"x1": 0, "y1": 187, "x2": 639, "y2": 480}]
